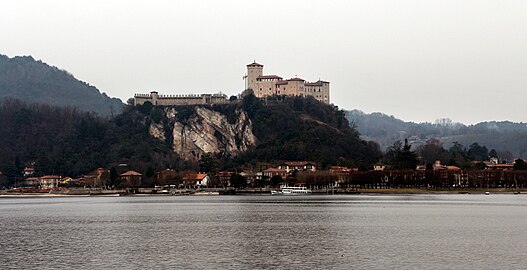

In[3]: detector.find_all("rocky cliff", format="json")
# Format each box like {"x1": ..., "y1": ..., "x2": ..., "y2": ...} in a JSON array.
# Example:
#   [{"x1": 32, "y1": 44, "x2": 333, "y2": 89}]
[
  {"x1": 141, "y1": 94, "x2": 381, "y2": 168},
  {"x1": 149, "y1": 106, "x2": 257, "y2": 162}
]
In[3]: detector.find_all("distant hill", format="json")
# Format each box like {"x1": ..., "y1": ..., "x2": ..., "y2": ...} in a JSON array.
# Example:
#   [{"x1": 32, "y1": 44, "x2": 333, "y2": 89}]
[
  {"x1": 347, "y1": 109, "x2": 527, "y2": 158},
  {"x1": 0, "y1": 54, "x2": 124, "y2": 117}
]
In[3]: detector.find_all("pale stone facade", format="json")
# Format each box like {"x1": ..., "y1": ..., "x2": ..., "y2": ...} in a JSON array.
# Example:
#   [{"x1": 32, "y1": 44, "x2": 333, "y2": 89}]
[
  {"x1": 134, "y1": 91, "x2": 228, "y2": 106},
  {"x1": 245, "y1": 62, "x2": 330, "y2": 104}
]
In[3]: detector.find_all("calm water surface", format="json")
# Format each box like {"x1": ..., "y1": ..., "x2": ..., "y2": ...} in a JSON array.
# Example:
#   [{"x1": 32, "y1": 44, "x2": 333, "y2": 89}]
[{"x1": 1, "y1": 194, "x2": 527, "y2": 269}]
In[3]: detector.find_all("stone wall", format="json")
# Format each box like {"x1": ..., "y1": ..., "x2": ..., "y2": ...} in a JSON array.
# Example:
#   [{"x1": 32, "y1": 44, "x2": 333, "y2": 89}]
[{"x1": 134, "y1": 92, "x2": 228, "y2": 106}]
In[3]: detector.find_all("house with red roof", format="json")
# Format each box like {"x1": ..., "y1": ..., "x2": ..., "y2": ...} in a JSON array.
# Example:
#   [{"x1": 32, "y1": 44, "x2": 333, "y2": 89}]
[
  {"x1": 278, "y1": 161, "x2": 317, "y2": 173},
  {"x1": 182, "y1": 174, "x2": 209, "y2": 187},
  {"x1": 119, "y1": 170, "x2": 142, "y2": 187}
]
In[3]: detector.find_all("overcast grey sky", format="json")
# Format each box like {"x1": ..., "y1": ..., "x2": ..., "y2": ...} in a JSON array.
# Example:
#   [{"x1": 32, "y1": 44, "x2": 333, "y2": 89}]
[{"x1": 1, "y1": 0, "x2": 526, "y2": 124}]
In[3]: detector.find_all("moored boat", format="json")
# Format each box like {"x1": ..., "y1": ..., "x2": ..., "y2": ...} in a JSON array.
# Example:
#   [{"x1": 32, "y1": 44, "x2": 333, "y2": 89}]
[{"x1": 271, "y1": 185, "x2": 312, "y2": 195}]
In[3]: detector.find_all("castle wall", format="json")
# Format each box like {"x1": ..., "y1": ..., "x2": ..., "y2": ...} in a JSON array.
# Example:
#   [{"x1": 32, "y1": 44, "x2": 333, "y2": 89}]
[
  {"x1": 305, "y1": 81, "x2": 330, "y2": 103},
  {"x1": 255, "y1": 78, "x2": 279, "y2": 97},
  {"x1": 134, "y1": 93, "x2": 228, "y2": 106}
]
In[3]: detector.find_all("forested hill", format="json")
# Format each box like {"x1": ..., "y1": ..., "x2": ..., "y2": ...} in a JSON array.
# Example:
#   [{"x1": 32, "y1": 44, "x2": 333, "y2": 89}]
[
  {"x1": 0, "y1": 96, "x2": 381, "y2": 180},
  {"x1": 347, "y1": 109, "x2": 527, "y2": 158},
  {"x1": 0, "y1": 54, "x2": 124, "y2": 117}
]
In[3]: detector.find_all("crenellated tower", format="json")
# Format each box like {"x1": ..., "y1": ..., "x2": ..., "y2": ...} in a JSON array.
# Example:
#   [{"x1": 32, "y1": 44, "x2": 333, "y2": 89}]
[{"x1": 245, "y1": 62, "x2": 263, "y2": 91}]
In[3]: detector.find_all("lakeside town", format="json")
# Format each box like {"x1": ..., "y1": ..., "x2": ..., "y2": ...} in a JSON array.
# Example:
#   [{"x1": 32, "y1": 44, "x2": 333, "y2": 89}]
[{"x1": 3, "y1": 157, "x2": 527, "y2": 196}]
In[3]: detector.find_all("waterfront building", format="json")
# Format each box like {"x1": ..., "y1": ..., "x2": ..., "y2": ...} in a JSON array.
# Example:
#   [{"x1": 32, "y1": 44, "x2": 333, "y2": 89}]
[
  {"x1": 181, "y1": 173, "x2": 209, "y2": 187},
  {"x1": 277, "y1": 161, "x2": 317, "y2": 173},
  {"x1": 120, "y1": 170, "x2": 142, "y2": 187},
  {"x1": 39, "y1": 175, "x2": 62, "y2": 188}
]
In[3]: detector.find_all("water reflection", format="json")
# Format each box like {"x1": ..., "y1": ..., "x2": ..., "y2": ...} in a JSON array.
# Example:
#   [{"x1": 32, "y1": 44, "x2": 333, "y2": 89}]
[{"x1": 0, "y1": 195, "x2": 526, "y2": 269}]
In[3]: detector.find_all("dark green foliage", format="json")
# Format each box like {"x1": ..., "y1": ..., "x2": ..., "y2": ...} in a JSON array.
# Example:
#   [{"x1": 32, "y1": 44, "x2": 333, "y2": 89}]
[
  {"x1": 198, "y1": 153, "x2": 221, "y2": 174},
  {"x1": 384, "y1": 139, "x2": 419, "y2": 169},
  {"x1": 237, "y1": 94, "x2": 380, "y2": 167},
  {"x1": 0, "y1": 54, "x2": 124, "y2": 117},
  {"x1": 0, "y1": 99, "x2": 178, "y2": 180},
  {"x1": 467, "y1": 142, "x2": 489, "y2": 161},
  {"x1": 271, "y1": 175, "x2": 283, "y2": 186},
  {"x1": 0, "y1": 93, "x2": 381, "y2": 181},
  {"x1": 489, "y1": 149, "x2": 498, "y2": 159},
  {"x1": 109, "y1": 167, "x2": 119, "y2": 186},
  {"x1": 513, "y1": 159, "x2": 527, "y2": 170},
  {"x1": 230, "y1": 174, "x2": 246, "y2": 188}
]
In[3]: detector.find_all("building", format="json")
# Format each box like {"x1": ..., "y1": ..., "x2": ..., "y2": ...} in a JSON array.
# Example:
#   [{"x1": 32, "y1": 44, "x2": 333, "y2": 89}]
[
  {"x1": 373, "y1": 163, "x2": 386, "y2": 171},
  {"x1": 245, "y1": 62, "x2": 330, "y2": 104},
  {"x1": 134, "y1": 91, "x2": 228, "y2": 106},
  {"x1": 182, "y1": 174, "x2": 209, "y2": 187},
  {"x1": 262, "y1": 168, "x2": 287, "y2": 178},
  {"x1": 120, "y1": 171, "x2": 142, "y2": 187},
  {"x1": 23, "y1": 167, "x2": 35, "y2": 177},
  {"x1": 278, "y1": 161, "x2": 317, "y2": 173},
  {"x1": 39, "y1": 175, "x2": 62, "y2": 189}
]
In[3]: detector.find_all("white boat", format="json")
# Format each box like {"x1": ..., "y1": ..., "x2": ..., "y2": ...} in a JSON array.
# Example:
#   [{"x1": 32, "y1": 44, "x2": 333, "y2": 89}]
[{"x1": 271, "y1": 185, "x2": 312, "y2": 195}]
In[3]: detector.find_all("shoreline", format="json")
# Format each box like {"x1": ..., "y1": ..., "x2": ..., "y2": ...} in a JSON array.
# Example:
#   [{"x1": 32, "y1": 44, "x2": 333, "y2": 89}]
[{"x1": 0, "y1": 188, "x2": 525, "y2": 197}]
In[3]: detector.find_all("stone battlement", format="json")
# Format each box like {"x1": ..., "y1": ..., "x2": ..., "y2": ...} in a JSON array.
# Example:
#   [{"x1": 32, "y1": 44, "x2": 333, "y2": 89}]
[{"x1": 134, "y1": 92, "x2": 228, "y2": 106}]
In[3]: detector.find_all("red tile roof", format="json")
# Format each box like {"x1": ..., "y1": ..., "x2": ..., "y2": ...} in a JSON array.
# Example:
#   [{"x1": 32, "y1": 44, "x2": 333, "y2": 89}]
[
  {"x1": 120, "y1": 170, "x2": 142, "y2": 176},
  {"x1": 257, "y1": 75, "x2": 282, "y2": 80},
  {"x1": 183, "y1": 174, "x2": 208, "y2": 180},
  {"x1": 263, "y1": 168, "x2": 286, "y2": 173},
  {"x1": 288, "y1": 77, "x2": 305, "y2": 82},
  {"x1": 283, "y1": 161, "x2": 315, "y2": 167},
  {"x1": 40, "y1": 175, "x2": 61, "y2": 179},
  {"x1": 276, "y1": 81, "x2": 288, "y2": 85}
]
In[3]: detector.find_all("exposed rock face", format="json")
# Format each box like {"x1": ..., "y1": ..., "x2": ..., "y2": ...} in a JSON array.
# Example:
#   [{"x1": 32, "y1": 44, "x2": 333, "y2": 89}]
[
  {"x1": 149, "y1": 123, "x2": 165, "y2": 141},
  {"x1": 150, "y1": 106, "x2": 257, "y2": 162}
]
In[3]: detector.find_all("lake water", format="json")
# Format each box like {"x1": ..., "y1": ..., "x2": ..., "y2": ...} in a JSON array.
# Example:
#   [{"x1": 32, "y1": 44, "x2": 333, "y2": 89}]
[{"x1": 1, "y1": 194, "x2": 526, "y2": 269}]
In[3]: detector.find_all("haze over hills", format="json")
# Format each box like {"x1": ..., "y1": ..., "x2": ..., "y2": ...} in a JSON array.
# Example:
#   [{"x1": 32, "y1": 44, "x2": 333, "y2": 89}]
[
  {"x1": 0, "y1": 54, "x2": 124, "y2": 117},
  {"x1": 2, "y1": 53, "x2": 527, "y2": 160},
  {"x1": 347, "y1": 110, "x2": 527, "y2": 159}
]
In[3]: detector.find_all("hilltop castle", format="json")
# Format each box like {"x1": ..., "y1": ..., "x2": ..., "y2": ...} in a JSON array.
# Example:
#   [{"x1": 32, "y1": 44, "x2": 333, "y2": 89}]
[
  {"x1": 134, "y1": 62, "x2": 330, "y2": 106},
  {"x1": 244, "y1": 62, "x2": 330, "y2": 104}
]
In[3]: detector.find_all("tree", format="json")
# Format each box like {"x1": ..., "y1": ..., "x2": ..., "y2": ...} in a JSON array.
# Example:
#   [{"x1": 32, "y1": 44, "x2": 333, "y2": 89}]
[
  {"x1": 384, "y1": 139, "x2": 418, "y2": 169},
  {"x1": 513, "y1": 159, "x2": 527, "y2": 170},
  {"x1": 448, "y1": 142, "x2": 468, "y2": 167},
  {"x1": 230, "y1": 174, "x2": 246, "y2": 188},
  {"x1": 383, "y1": 140, "x2": 403, "y2": 166},
  {"x1": 418, "y1": 138, "x2": 448, "y2": 165},
  {"x1": 467, "y1": 142, "x2": 489, "y2": 161},
  {"x1": 198, "y1": 153, "x2": 220, "y2": 174},
  {"x1": 229, "y1": 95, "x2": 237, "y2": 101},
  {"x1": 109, "y1": 167, "x2": 119, "y2": 187},
  {"x1": 489, "y1": 149, "x2": 498, "y2": 159},
  {"x1": 271, "y1": 175, "x2": 283, "y2": 186},
  {"x1": 398, "y1": 139, "x2": 419, "y2": 169}
]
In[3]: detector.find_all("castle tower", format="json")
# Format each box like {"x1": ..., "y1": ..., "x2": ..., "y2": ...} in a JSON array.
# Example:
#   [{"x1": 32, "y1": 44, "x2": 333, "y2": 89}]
[
  {"x1": 246, "y1": 62, "x2": 263, "y2": 91},
  {"x1": 150, "y1": 91, "x2": 159, "y2": 105}
]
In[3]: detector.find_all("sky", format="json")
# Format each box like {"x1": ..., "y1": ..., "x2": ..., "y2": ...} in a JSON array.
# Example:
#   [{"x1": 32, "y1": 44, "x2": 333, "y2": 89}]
[{"x1": 1, "y1": 0, "x2": 526, "y2": 124}]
